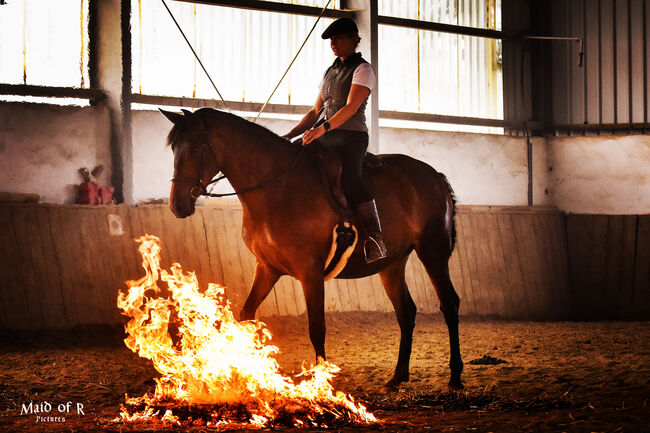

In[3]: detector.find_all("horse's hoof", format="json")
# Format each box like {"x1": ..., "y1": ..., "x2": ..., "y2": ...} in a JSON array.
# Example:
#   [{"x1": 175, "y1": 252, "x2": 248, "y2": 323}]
[
  {"x1": 380, "y1": 382, "x2": 399, "y2": 394},
  {"x1": 238, "y1": 310, "x2": 253, "y2": 322},
  {"x1": 383, "y1": 373, "x2": 408, "y2": 391},
  {"x1": 447, "y1": 379, "x2": 465, "y2": 390}
]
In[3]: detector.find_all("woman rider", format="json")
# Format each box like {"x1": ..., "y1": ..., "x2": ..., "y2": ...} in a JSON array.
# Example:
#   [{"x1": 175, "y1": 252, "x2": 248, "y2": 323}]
[{"x1": 282, "y1": 17, "x2": 387, "y2": 263}]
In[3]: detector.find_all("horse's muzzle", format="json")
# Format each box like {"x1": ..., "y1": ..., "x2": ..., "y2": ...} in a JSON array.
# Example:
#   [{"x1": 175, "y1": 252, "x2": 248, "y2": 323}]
[
  {"x1": 170, "y1": 184, "x2": 196, "y2": 218},
  {"x1": 170, "y1": 202, "x2": 192, "y2": 218}
]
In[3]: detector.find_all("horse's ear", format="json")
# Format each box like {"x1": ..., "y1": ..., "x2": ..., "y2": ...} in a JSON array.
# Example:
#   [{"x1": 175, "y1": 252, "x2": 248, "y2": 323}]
[
  {"x1": 159, "y1": 108, "x2": 183, "y2": 125},
  {"x1": 181, "y1": 108, "x2": 193, "y2": 116}
]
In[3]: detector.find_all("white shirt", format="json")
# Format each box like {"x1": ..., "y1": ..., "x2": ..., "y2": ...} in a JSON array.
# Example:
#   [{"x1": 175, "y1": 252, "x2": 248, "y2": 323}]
[
  {"x1": 318, "y1": 62, "x2": 376, "y2": 92},
  {"x1": 351, "y1": 63, "x2": 376, "y2": 91}
]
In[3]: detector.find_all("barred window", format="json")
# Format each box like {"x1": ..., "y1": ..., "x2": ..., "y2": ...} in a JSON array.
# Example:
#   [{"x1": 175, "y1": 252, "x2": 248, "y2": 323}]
[
  {"x1": 378, "y1": 0, "x2": 503, "y2": 132},
  {"x1": 0, "y1": 0, "x2": 89, "y2": 89},
  {"x1": 131, "y1": 0, "x2": 340, "y2": 106}
]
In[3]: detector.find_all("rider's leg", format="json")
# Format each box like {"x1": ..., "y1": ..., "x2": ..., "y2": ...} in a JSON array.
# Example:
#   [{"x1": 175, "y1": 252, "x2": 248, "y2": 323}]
[
  {"x1": 355, "y1": 198, "x2": 387, "y2": 263},
  {"x1": 320, "y1": 130, "x2": 387, "y2": 263}
]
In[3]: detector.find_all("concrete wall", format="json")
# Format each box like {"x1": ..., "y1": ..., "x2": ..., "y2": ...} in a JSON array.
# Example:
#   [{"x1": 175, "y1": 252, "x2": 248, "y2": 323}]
[
  {"x1": 131, "y1": 110, "x2": 174, "y2": 203},
  {"x1": 547, "y1": 134, "x2": 650, "y2": 214},
  {"x1": 130, "y1": 112, "x2": 298, "y2": 203},
  {"x1": 130, "y1": 112, "x2": 550, "y2": 207},
  {"x1": 378, "y1": 126, "x2": 551, "y2": 206},
  {"x1": 0, "y1": 102, "x2": 111, "y2": 204},
  {"x1": 2, "y1": 105, "x2": 649, "y2": 215}
]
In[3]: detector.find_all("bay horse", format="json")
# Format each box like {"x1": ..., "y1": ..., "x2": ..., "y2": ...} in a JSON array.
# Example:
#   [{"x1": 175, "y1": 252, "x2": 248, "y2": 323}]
[{"x1": 162, "y1": 107, "x2": 463, "y2": 389}]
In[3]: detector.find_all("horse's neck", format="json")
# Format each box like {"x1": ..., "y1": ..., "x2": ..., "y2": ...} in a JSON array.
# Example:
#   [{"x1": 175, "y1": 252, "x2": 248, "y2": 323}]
[{"x1": 210, "y1": 115, "x2": 299, "y2": 202}]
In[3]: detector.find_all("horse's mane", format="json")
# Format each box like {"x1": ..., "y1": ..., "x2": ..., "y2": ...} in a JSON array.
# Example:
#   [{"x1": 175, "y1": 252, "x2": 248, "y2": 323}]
[
  {"x1": 165, "y1": 107, "x2": 299, "y2": 152},
  {"x1": 198, "y1": 108, "x2": 298, "y2": 151}
]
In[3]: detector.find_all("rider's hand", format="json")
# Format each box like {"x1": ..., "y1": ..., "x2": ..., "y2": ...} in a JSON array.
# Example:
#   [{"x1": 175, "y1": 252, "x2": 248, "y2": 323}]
[
  {"x1": 281, "y1": 134, "x2": 292, "y2": 141},
  {"x1": 302, "y1": 125, "x2": 325, "y2": 146}
]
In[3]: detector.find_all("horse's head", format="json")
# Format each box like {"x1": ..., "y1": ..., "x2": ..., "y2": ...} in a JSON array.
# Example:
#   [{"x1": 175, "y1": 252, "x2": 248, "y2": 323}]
[{"x1": 161, "y1": 109, "x2": 219, "y2": 218}]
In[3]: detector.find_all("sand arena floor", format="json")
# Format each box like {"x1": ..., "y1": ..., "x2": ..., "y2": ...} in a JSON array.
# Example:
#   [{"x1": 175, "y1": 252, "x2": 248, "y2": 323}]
[{"x1": 1, "y1": 312, "x2": 649, "y2": 432}]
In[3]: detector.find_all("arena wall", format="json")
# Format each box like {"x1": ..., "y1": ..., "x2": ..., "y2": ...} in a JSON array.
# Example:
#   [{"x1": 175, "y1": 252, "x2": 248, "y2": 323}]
[
  {"x1": 1, "y1": 105, "x2": 648, "y2": 328},
  {"x1": 1, "y1": 202, "x2": 648, "y2": 331}
]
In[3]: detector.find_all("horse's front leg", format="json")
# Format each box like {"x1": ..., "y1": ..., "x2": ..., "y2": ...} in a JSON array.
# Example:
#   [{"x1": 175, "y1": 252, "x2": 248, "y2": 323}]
[
  {"x1": 299, "y1": 273, "x2": 326, "y2": 359},
  {"x1": 239, "y1": 262, "x2": 281, "y2": 321}
]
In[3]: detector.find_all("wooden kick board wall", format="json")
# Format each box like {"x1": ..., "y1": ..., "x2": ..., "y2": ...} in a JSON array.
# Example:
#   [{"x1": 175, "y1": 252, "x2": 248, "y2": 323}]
[
  {"x1": 0, "y1": 203, "x2": 647, "y2": 330},
  {"x1": 566, "y1": 214, "x2": 650, "y2": 320}
]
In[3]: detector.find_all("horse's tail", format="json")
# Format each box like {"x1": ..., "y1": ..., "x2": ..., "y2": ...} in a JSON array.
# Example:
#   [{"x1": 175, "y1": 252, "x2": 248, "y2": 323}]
[{"x1": 439, "y1": 172, "x2": 457, "y2": 253}]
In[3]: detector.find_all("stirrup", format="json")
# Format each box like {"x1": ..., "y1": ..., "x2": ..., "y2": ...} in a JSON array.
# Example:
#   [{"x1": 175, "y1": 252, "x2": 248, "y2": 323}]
[{"x1": 364, "y1": 237, "x2": 387, "y2": 263}]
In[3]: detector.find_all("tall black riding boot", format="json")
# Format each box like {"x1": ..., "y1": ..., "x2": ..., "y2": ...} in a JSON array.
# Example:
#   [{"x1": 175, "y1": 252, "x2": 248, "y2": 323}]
[{"x1": 356, "y1": 199, "x2": 388, "y2": 263}]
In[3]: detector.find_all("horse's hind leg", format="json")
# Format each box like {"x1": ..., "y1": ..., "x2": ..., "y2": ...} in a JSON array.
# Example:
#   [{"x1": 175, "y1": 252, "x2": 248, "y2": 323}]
[
  {"x1": 416, "y1": 239, "x2": 463, "y2": 389},
  {"x1": 379, "y1": 256, "x2": 417, "y2": 388},
  {"x1": 239, "y1": 262, "x2": 281, "y2": 321}
]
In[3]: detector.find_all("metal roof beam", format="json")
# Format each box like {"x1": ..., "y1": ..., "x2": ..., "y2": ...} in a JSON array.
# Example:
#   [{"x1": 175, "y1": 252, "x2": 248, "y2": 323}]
[
  {"x1": 171, "y1": 0, "x2": 354, "y2": 19},
  {"x1": 378, "y1": 15, "x2": 505, "y2": 40}
]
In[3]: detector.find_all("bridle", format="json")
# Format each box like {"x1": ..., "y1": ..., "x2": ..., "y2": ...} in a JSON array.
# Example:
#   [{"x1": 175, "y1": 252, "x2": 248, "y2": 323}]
[
  {"x1": 171, "y1": 135, "x2": 224, "y2": 199},
  {"x1": 171, "y1": 131, "x2": 305, "y2": 199}
]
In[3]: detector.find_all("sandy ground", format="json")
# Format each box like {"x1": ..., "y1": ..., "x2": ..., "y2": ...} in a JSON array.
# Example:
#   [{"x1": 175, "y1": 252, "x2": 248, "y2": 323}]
[{"x1": 1, "y1": 312, "x2": 649, "y2": 432}]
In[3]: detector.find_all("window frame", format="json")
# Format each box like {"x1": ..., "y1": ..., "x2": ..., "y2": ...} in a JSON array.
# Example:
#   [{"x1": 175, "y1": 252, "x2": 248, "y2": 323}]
[
  {"x1": 130, "y1": 0, "x2": 352, "y2": 116},
  {"x1": 138, "y1": 0, "x2": 528, "y2": 131},
  {"x1": 376, "y1": 9, "x2": 515, "y2": 129},
  {"x1": 0, "y1": 0, "x2": 103, "y2": 104},
  {"x1": 0, "y1": 0, "x2": 527, "y2": 130}
]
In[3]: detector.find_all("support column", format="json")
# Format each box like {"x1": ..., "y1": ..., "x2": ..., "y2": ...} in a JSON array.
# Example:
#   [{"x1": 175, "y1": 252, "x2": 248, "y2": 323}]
[
  {"x1": 346, "y1": 0, "x2": 379, "y2": 153},
  {"x1": 89, "y1": 0, "x2": 133, "y2": 204}
]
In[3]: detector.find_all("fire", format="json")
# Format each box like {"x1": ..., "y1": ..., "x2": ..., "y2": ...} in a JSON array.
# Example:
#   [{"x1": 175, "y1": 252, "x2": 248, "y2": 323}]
[{"x1": 116, "y1": 234, "x2": 377, "y2": 428}]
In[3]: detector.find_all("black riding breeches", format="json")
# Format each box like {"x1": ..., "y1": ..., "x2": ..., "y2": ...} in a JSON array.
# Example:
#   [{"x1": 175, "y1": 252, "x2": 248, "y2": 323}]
[{"x1": 317, "y1": 129, "x2": 373, "y2": 206}]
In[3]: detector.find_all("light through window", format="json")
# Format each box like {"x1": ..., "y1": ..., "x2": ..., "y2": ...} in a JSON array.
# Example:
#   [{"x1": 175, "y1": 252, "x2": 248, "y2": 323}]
[
  {"x1": 378, "y1": 0, "x2": 503, "y2": 131},
  {"x1": 0, "y1": 0, "x2": 89, "y2": 88},
  {"x1": 131, "y1": 0, "x2": 339, "y2": 106}
]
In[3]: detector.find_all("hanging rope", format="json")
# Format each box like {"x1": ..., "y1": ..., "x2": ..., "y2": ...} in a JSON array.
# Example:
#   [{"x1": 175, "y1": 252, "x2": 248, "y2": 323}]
[
  {"x1": 161, "y1": 0, "x2": 230, "y2": 112},
  {"x1": 253, "y1": 0, "x2": 333, "y2": 122}
]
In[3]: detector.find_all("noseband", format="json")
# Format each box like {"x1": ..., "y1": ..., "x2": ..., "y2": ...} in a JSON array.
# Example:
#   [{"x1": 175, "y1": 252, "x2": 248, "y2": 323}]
[{"x1": 171, "y1": 132, "x2": 304, "y2": 199}]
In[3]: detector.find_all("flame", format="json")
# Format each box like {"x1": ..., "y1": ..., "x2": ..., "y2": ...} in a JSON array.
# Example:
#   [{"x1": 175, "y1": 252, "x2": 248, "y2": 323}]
[{"x1": 116, "y1": 234, "x2": 376, "y2": 428}]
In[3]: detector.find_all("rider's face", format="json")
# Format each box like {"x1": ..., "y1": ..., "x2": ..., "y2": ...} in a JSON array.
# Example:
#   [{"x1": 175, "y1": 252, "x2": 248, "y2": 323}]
[{"x1": 330, "y1": 34, "x2": 357, "y2": 59}]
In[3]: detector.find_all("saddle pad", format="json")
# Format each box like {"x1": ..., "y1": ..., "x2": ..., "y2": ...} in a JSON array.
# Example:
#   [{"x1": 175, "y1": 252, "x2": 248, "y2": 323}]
[{"x1": 324, "y1": 222, "x2": 358, "y2": 280}]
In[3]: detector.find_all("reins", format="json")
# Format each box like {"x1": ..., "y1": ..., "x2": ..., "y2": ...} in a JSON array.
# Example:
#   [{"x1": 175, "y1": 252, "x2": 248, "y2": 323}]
[
  {"x1": 172, "y1": 135, "x2": 305, "y2": 198},
  {"x1": 201, "y1": 150, "x2": 305, "y2": 198}
]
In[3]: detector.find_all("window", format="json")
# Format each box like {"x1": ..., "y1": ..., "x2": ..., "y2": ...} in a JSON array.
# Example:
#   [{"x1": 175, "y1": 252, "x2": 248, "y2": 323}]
[
  {"x1": 131, "y1": 0, "x2": 340, "y2": 106},
  {"x1": 379, "y1": 0, "x2": 501, "y2": 30},
  {"x1": 130, "y1": 0, "x2": 503, "y2": 132},
  {"x1": 378, "y1": 0, "x2": 503, "y2": 132},
  {"x1": 0, "y1": 0, "x2": 89, "y2": 88}
]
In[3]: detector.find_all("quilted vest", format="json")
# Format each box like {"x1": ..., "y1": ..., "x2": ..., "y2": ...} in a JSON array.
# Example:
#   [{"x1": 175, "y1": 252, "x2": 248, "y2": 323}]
[{"x1": 318, "y1": 52, "x2": 370, "y2": 132}]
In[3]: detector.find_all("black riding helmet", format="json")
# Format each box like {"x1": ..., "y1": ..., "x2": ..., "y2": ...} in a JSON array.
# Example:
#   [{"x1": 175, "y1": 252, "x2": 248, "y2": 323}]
[{"x1": 321, "y1": 17, "x2": 358, "y2": 39}]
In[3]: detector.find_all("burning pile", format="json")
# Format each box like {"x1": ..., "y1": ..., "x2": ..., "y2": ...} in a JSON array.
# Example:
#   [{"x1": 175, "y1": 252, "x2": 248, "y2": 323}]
[{"x1": 116, "y1": 235, "x2": 376, "y2": 428}]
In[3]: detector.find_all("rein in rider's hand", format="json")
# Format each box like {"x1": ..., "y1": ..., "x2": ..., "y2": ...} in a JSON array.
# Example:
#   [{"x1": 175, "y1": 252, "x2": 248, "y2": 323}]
[{"x1": 302, "y1": 125, "x2": 327, "y2": 146}]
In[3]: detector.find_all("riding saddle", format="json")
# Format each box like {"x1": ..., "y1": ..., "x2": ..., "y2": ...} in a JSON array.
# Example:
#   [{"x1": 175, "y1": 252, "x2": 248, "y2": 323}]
[{"x1": 304, "y1": 141, "x2": 385, "y2": 212}]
